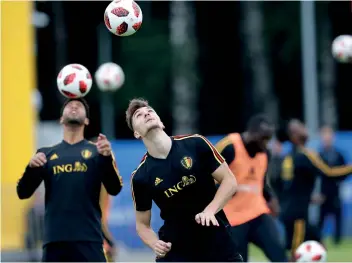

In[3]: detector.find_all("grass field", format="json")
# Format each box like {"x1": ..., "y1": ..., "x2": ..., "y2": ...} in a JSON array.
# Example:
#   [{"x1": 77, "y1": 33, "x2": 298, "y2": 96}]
[{"x1": 249, "y1": 238, "x2": 352, "y2": 262}]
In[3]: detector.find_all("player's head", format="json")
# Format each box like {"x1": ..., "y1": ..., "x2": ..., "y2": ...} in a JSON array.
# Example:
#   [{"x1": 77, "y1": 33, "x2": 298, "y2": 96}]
[
  {"x1": 287, "y1": 119, "x2": 308, "y2": 145},
  {"x1": 60, "y1": 98, "x2": 90, "y2": 127},
  {"x1": 126, "y1": 98, "x2": 165, "y2": 139},
  {"x1": 320, "y1": 125, "x2": 334, "y2": 148},
  {"x1": 246, "y1": 114, "x2": 274, "y2": 151}
]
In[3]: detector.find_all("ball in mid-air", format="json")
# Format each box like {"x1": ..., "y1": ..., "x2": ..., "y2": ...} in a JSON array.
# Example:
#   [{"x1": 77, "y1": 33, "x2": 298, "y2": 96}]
[
  {"x1": 331, "y1": 35, "x2": 352, "y2": 63},
  {"x1": 294, "y1": 240, "x2": 327, "y2": 262},
  {"x1": 104, "y1": 0, "x2": 143, "y2": 37},
  {"x1": 57, "y1": 64, "x2": 93, "y2": 99},
  {"x1": 95, "y1": 62, "x2": 125, "y2": 92}
]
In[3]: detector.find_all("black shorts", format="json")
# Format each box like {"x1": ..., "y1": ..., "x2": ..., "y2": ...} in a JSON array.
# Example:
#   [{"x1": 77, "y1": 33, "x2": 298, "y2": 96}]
[
  {"x1": 42, "y1": 241, "x2": 106, "y2": 262},
  {"x1": 155, "y1": 249, "x2": 243, "y2": 262},
  {"x1": 157, "y1": 223, "x2": 243, "y2": 262},
  {"x1": 281, "y1": 218, "x2": 321, "y2": 253}
]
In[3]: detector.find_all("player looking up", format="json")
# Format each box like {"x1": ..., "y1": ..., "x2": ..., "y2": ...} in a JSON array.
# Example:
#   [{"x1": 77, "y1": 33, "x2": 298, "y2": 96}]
[
  {"x1": 17, "y1": 98, "x2": 123, "y2": 262},
  {"x1": 126, "y1": 98, "x2": 243, "y2": 262}
]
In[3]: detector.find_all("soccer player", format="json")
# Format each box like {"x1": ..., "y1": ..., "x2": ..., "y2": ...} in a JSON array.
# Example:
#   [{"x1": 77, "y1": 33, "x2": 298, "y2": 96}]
[
  {"x1": 126, "y1": 98, "x2": 243, "y2": 262},
  {"x1": 318, "y1": 125, "x2": 348, "y2": 245},
  {"x1": 17, "y1": 98, "x2": 123, "y2": 262},
  {"x1": 279, "y1": 119, "x2": 352, "y2": 259},
  {"x1": 215, "y1": 114, "x2": 287, "y2": 262}
]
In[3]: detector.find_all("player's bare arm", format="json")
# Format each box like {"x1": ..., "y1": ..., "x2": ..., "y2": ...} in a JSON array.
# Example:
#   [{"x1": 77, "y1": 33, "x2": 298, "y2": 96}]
[
  {"x1": 135, "y1": 210, "x2": 171, "y2": 258},
  {"x1": 210, "y1": 162, "x2": 238, "y2": 213}
]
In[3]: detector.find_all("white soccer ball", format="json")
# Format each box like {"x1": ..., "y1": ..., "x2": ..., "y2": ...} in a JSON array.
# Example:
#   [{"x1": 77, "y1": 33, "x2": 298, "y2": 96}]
[
  {"x1": 57, "y1": 64, "x2": 92, "y2": 99},
  {"x1": 331, "y1": 35, "x2": 352, "y2": 63},
  {"x1": 295, "y1": 240, "x2": 327, "y2": 262},
  {"x1": 104, "y1": 0, "x2": 143, "y2": 37},
  {"x1": 95, "y1": 62, "x2": 125, "y2": 92}
]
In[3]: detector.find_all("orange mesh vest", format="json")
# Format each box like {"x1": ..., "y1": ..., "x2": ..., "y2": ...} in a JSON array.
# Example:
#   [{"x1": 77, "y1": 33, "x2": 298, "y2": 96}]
[{"x1": 223, "y1": 133, "x2": 270, "y2": 226}]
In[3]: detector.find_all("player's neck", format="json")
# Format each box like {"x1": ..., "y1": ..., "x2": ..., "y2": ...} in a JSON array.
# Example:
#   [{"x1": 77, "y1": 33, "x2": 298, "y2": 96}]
[
  {"x1": 143, "y1": 129, "x2": 172, "y2": 159},
  {"x1": 63, "y1": 126, "x2": 85, "y2": 145}
]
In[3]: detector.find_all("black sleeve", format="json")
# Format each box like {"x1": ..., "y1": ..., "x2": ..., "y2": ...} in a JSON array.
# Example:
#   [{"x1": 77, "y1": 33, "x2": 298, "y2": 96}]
[
  {"x1": 17, "y1": 150, "x2": 45, "y2": 200},
  {"x1": 299, "y1": 149, "x2": 352, "y2": 178},
  {"x1": 263, "y1": 150, "x2": 275, "y2": 201},
  {"x1": 100, "y1": 153, "x2": 123, "y2": 196},
  {"x1": 195, "y1": 135, "x2": 225, "y2": 175},
  {"x1": 131, "y1": 171, "x2": 152, "y2": 212},
  {"x1": 215, "y1": 136, "x2": 235, "y2": 164},
  {"x1": 220, "y1": 145, "x2": 235, "y2": 164}
]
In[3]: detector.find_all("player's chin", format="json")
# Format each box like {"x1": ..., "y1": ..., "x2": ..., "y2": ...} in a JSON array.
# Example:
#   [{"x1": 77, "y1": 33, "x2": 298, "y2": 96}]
[{"x1": 65, "y1": 117, "x2": 84, "y2": 126}]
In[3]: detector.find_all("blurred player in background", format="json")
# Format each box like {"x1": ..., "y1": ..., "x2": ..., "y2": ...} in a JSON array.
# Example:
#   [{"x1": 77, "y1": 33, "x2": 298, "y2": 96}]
[
  {"x1": 279, "y1": 119, "x2": 352, "y2": 259},
  {"x1": 100, "y1": 186, "x2": 117, "y2": 262},
  {"x1": 215, "y1": 115, "x2": 287, "y2": 262},
  {"x1": 126, "y1": 98, "x2": 243, "y2": 262},
  {"x1": 318, "y1": 125, "x2": 349, "y2": 245},
  {"x1": 17, "y1": 98, "x2": 123, "y2": 262}
]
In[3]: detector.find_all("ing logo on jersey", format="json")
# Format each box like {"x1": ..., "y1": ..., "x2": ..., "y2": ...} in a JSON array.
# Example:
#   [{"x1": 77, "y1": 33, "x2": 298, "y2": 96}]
[
  {"x1": 181, "y1": 156, "x2": 193, "y2": 170},
  {"x1": 81, "y1": 149, "x2": 92, "y2": 159}
]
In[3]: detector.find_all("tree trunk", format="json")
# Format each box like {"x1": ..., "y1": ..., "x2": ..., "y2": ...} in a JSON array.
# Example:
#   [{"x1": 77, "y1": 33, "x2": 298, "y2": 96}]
[
  {"x1": 241, "y1": 1, "x2": 278, "y2": 125},
  {"x1": 170, "y1": 1, "x2": 198, "y2": 135},
  {"x1": 319, "y1": 11, "x2": 337, "y2": 129}
]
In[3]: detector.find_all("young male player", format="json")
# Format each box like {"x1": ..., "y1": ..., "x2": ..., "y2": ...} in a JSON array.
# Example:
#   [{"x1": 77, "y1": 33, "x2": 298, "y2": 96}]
[
  {"x1": 215, "y1": 115, "x2": 287, "y2": 262},
  {"x1": 126, "y1": 98, "x2": 243, "y2": 262},
  {"x1": 17, "y1": 98, "x2": 123, "y2": 262},
  {"x1": 280, "y1": 119, "x2": 352, "y2": 259}
]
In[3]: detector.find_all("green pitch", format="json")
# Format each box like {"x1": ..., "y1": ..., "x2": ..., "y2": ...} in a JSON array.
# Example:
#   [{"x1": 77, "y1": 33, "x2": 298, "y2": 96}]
[{"x1": 248, "y1": 238, "x2": 352, "y2": 262}]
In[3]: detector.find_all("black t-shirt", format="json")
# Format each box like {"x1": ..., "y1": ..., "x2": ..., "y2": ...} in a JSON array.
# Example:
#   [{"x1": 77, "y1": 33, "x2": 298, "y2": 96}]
[
  {"x1": 17, "y1": 139, "x2": 123, "y2": 245},
  {"x1": 131, "y1": 134, "x2": 234, "y2": 248}
]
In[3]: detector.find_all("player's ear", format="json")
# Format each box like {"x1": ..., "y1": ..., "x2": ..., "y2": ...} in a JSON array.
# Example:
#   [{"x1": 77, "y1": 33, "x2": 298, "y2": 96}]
[
  {"x1": 84, "y1": 118, "x2": 89, "y2": 126},
  {"x1": 134, "y1": 131, "x2": 141, "y2": 139},
  {"x1": 59, "y1": 116, "x2": 64, "y2": 124},
  {"x1": 161, "y1": 122, "x2": 165, "y2": 129}
]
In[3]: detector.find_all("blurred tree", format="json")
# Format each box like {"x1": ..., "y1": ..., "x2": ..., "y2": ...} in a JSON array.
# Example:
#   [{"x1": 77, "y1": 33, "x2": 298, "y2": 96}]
[
  {"x1": 317, "y1": 2, "x2": 337, "y2": 129},
  {"x1": 169, "y1": 1, "x2": 199, "y2": 134},
  {"x1": 113, "y1": 16, "x2": 172, "y2": 138},
  {"x1": 240, "y1": 1, "x2": 278, "y2": 125}
]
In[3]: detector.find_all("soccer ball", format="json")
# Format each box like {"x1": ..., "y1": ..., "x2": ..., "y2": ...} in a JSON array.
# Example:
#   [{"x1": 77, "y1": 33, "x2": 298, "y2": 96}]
[
  {"x1": 104, "y1": 0, "x2": 143, "y2": 37},
  {"x1": 295, "y1": 240, "x2": 327, "y2": 262},
  {"x1": 95, "y1": 62, "x2": 125, "y2": 92},
  {"x1": 57, "y1": 64, "x2": 93, "y2": 99},
  {"x1": 331, "y1": 35, "x2": 352, "y2": 63}
]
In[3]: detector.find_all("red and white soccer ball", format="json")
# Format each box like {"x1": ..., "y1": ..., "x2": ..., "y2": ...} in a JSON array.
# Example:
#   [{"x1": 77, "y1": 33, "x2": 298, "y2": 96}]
[
  {"x1": 295, "y1": 240, "x2": 327, "y2": 262},
  {"x1": 331, "y1": 35, "x2": 352, "y2": 63},
  {"x1": 57, "y1": 64, "x2": 93, "y2": 99},
  {"x1": 104, "y1": 0, "x2": 143, "y2": 37},
  {"x1": 95, "y1": 62, "x2": 125, "y2": 92}
]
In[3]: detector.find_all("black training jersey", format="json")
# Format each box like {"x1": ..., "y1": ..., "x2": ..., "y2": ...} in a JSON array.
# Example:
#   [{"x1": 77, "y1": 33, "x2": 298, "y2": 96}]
[
  {"x1": 131, "y1": 134, "x2": 233, "y2": 245},
  {"x1": 280, "y1": 146, "x2": 352, "y2": 220},
  {"x1": 17, "y1": 139, "x2": 123, "y2": 245}
]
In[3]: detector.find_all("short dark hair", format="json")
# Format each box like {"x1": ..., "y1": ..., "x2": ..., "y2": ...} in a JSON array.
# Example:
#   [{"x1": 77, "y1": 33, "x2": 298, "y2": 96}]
[
  {"x1": 125, "y1": 98, "x2": 150, "y2": 131},
  {"x1": 61, "y1": 98, "x2": 90, "y2": 119},
  {"x1": 247, "y1": 114, "x2": 272, "y2": 133}
]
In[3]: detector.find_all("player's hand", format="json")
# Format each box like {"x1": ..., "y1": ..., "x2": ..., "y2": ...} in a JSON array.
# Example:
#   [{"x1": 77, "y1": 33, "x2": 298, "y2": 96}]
[
  {"x1": 153, "y1": 240, "x2": 172, "y2": 258},
  {"x1": 29, "y1": 152, "x2": 47, "y2": 168},
  {"x1": 97, "y1": 133, "x2": 112, "y2": 156},
  {"x1": 195, "y1": 211, "x2": 219, "y2": 227},
  {"x1": 268, "y1": 198, "x2": 280, "y2": 217}
]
